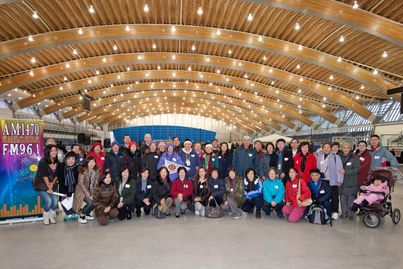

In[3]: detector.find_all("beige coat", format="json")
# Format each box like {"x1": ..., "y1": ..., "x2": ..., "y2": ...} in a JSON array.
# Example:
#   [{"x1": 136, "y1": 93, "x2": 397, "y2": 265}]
[{"x1": 72, "y1": 166, "x2": 100, "y2": 214}]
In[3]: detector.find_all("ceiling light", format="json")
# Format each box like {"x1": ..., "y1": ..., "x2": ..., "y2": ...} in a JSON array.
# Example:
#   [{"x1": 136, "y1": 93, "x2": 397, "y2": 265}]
[
  {"x1": 30, "y1": 71, "x2": 34, "y2": 76},
  {"x1": 172, "y1": 55, "x2": 175, "y2": 59},
  {"x1": 152, "y1": 43, "x2": 156, "y2": 49},
  {"x1": 188, "y1": 66, "x2": 191, "y2": 71},
  {"x1": 263, "y1": 56, "x2": 267, "y2": 61},
  {"x1": 198, "y1": 7, "x2": 202, "y2": 15},
  {"x1": 206, "y1": 57, "x2": 210, "y2": 62},
  {"x1": 127, "y1": 67, "x2": 130, "y2": 71},
  {"x1": 322, "y1": 104, "x2": 326, "y2": 108},
  {"x1": 276, "y1": 90, "x2": 279, "y2": 94},
  {"x1": 28, "y1": 35, "x2": 33, "y2": 41},
  {"x1": 300, "y1": 77, "x2": 303, "y2": 82},
  {"x1": 244, "y1": 74, "x2": 248, "y2": 78},
  {"x1": 32, "y1": 11, "x2": 39, "y2": 19},
  {"x1": 144, "y1": 4, "x2": 149, "y2": 12},
  {"x1": 247, "y1": 13, "x2": 253, "y2": 21},
  {"x1": 339, "y1": 36, "x2": 345, "y2": 42},
  {"x1": 269, "y1": 68, "x2": 272, "y2": 73},
  {"x1": 295, "y1": 23, "x2": 300, "y2": 30},
  {"x1": 113, "y1": 45, "x2": 117, "y2": 50},
  {"x1": 298, "y1": 45, "x2": 302, "y2": 51},
  {"x1": 328, "y1": 86, "x2": 332, "y2": 90},
  {"x1": 64, "y1": 76, "x2": 67, "y2": 80},
  {"x1": 353, "y1": 1, "x2": 358, "y2": 9},
  {"x1": 126, "y1": 25, "x2": 130, "y2": 31},
  {"x1": 172, "y1": 25, "x2": 175, "y2": 32},
  {"x1": 258, "y1": 36, "x2": 262, "y2": 41},
  {"x1": 373, "y1": 69, "x2": 378, "y2": 75},
  {"x1": 173, "y1": 72, "x2": 176, "y2": 76},
  {"x1": 323, "y1": 97, "x2": 327, "y2": 100},
  {"x1": 338, "y1": 56, "x2": 342, "y2": 62},
  {"x1": 96, "y1": 70, "x2": 99, "y2": 75},
  {"x1": 296, "y1": 64, "x2": 300, "y2": 69},
  {"x1": 89, "y1": 5, "x2": 95, "y2": 13},
  {"x1": 217, "y1": 69, "x2": 220, "y2": 73},
  {"x1": 191, "y1": 44, "x2": 196, "y2": 51},
  {"x1": 361, "y1": 85, "x2": 365, "y2": 89},
  {"x1": 138, "y1": 55, "x2": 142, "y2": 59},
  {"x1": 31, "y1": 57, "x2": 35, "y2": 63},
  {"x1": 271, "y1": 81, "x2": 275, "y2": 85},
  {"x1": 103, "y1": 58, "x2": 106, "y2": 62},
  {"x1": 73, "y1": 49, "x2": 77, "y2": 54},
  {"x1": 356, "y1": 95, "x2": 360, "y2": 99},
  {"x1": 59, "y1": 86, "x2": 63, "y2": 90},
  {"x1": 298, "y1": 89, "x2": 301, "y2": 93},
  {"x1": 78, "y1": 28, "x2": 83, "y2": 34},
  {"x1": 330, "y1": 75, "x2": 334, "y2": 79},
  {"x1": 228, "y1": 49, "x2": 232, "y2": 54},
  {"x1": 66, "y1": 63, "x2": 70, "y2": 67},
  {"x1": 157, "y1": 66, "x2": 161, "y2": 69},
  {"x1": 300, "y1": 97, "x2": 302, "y2": 101},
  {"x1": 383, "y1": 51, "x2": 388, "y2": 58},
  {"x1": 217, "y1": 29, "x2": 221, "y2": 35}
]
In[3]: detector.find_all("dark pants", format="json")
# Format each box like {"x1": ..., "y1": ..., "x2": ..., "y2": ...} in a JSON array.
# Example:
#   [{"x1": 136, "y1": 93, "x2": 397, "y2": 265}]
[
  {"x1": 209, "y1": 195, "x2": 224, "y2": 207},
  {"x1": 135, "y1": 200, "x2": 152, "y2": 216},
  {"x1": 98, "y1": 208, "x2": 119, "y2": 226},
  {"x1": 331, "y1": 186, "x2": 339, "y2": 213},
  {"x1": 61, "y1": 196, "x2": 76, "y2": 215},
  {"x1": 241, "y1": 196, "x2": 263, "y2": 212},
  {"x1": 82, "y1": 197, "x2": 94, "y2": 215},
  {"x1": 307, "y1": 200, "x2": 332, "y2": 218},
  {"x1": 261, "y1": 198, "x2": 285, "y2": 216},
  {"x1": 117, "y1": 203, "x2": 133, "y2": 220}
]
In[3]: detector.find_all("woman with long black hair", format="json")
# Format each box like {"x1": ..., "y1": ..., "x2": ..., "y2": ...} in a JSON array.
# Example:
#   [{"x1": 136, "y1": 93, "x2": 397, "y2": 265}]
[
  {"x1": 152, "y1": 167, "x2": 173, "y2": 216},
  {"x1": 116, "y1": 166, "x2": 136, "y2": 220}
]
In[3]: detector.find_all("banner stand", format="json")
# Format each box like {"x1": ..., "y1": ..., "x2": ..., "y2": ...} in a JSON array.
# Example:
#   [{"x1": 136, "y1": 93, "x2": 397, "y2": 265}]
[{"x1": 0, "y1": 217, "x2": 43, "y2": 225}]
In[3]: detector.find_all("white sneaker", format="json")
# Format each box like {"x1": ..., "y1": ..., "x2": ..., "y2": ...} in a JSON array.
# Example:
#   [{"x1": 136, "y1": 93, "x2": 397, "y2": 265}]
[
  {"x1": 332, "y1": 212, "x2": 339, "y2": 220},
  {"x1": 195, "y1": 211, "x2": 200, "y2": 216},
  {"x1": 85, "y1": 215, "x2": 95, "y2": 221},
  {"x1": 232, "y1": 215, "x2": 241, "y2": 220},
  {"x1": 78, "y1": 217, "x2": 87, "y2": 224}
]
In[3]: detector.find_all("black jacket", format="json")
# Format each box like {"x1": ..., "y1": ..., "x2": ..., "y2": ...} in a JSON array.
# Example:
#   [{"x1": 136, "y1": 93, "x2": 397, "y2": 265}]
[
  {"x1": 307, "y1": 179, "x2": 332, "y2": 204},
  {"x1": 122, "y1": 150, "x2": 142, "y2": 180},
  {"x1": 135, "y1": 178, "x2": 154, "y2": 202},
  {"x1": 141, "y1": 151, "x2": 160, "y2": 181},
  {"x1": 275, "y1": 149, "x2": 293, "y2": 184},
  {"x1": 104, "y1": 150, "x2": 124, "y2": 182},
  {"x1": 151, "y1": 179, "x2": 172, "y2": 206},
  {"x1": 58, "y1": 162, "x2": 79, "y2": 197}
]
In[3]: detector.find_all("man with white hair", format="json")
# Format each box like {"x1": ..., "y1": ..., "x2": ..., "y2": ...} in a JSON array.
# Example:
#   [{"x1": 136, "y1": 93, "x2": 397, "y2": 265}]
[
  {"x1": 139, "y1": 133, "x2": 152, "y2": 156},
  {"x1": 232, "y1": 136, "x2": 259, "y2": 178}
]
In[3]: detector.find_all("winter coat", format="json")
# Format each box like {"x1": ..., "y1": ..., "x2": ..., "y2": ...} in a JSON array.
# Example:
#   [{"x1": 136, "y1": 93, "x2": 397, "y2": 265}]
[
  {"x1": 134, "y1": 178, "x2": 154, "y2": 202},
  {"x1": 223, "y1": 175, "x2": 245, "y2": 207},
  {"x1": 170, "y1": 178, "x2": 193, "y2": 204},
  {"x1": 87, "y1": 149, "x2": 105, "y2": 175},
  {"x1": 244, "y1": 177, "x2": 263, "y2": 199},
  {"x1": 174, "y1": 145, "x2": 183, "y2": 153},
  {"x1": 307, "y1": 179, "x2": 331, "y2": 204},
  {"x1": 262, "y1": 178, "x2": 285, "y2": 205},
  {"x1": 92, "y1": 182, "x2": 117, "y2": 218},
  {"x1": 200, "y1": 152, "x2": 219, "y2": 175},
  {"x1": 232, "y1": 144, "x2": 259, "y2": 178},
  {"x1": 57, "y1": 162, "x2": 79, "y2": 197},
  {"x1": 122, "y1": 150, "x2": 142, "y2": 180},
  {"x1": 116, "y1": 177, "x2": 136, "y2": 205},
  {"x1": 139, "y1": 143, "x2": 150, "y2": 157},
  {"x1": 119, "y1": 144, "x2": 129, "y2": 155},
  {"x1": 285, "y1": 178, "x2": 311, "y2": 208},
  {"x1": 217, "y1": 152, "x2": 233, "y2": 178},
  {"x1": 157, "y1": 151, "x2": 185, "y2": 181},
  {"x1": 317, "y1": 151, "x2": 344, "y2": 186},
  {"x1": 72, "y1": 166, "x2": 100, "y2": 214},
  {"x1": 178, "y1": 149, "x2": 202, "y2": 178},
  {"x1": 369, "y1": 143, "x2": 398, "y2": 168},
  {"x1": 104, "y1": 150, "x2": 124, "y2": 182},
  {"x1": 255, "y1": 150, "x2": 266, "y2": 163},
  {"x1": 192, "y1": 180, "x2": 211, "y2": 206},
  {"x1": 339, "y1": 152, "x2": 361, "y2": 196},
  {"x1": 355, "y1": 150, "x2": 372, "y2": 185},
  {"x1": 294, "y1": 152, "x2": 317, "y2": 184},
  {"x1": 259, "y1": 153, "x2": 279, "y2": 180},
  {"x1": 275, "y1": 149, "x2": 294, "y2": 183},
  {"x1": 151, "y1": 179, "x2": 172, "y2": 206},
  {"x1": 35, "y1": 158, "x2": 59, "y2": 191},
  {"x1": 141, "y1": 151, "x2": 160, "y2": 180},
  {"x1": 209, "y1": 176, "x2": 226, "y2": 199}
]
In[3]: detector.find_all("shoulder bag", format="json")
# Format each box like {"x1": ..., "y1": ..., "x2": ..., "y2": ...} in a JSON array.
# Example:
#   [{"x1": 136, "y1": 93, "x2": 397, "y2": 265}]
[
  {"x1": 296, "y1": 179, "x2": 312, "y2": 207},
  {"x1": 205, "y1": 197, "x2": 223, "y2": 218}
]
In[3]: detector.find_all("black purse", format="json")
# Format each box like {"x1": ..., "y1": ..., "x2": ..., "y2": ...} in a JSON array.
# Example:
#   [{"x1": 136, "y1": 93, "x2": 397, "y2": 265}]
[{"x1": 32, "y1": 164, "x2": 57, "y2": 192}]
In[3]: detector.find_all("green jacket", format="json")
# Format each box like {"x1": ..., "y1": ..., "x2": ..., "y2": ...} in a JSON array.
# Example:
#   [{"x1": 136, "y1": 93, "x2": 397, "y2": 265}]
[
  {"x1": 223, "y1": 175, "x2": 245, "y2": 207},
  {"x1": 339, "y1": 152, "x2": 361, "y2": 196},
  {"x1": 115, "y1": 177, "x2": 136, "y2": 205}
]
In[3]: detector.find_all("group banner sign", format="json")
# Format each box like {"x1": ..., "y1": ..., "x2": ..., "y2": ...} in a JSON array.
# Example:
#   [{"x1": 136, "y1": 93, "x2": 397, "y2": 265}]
[{"x1": 0, "y1": 119, "x2": 44, "y2": 222}]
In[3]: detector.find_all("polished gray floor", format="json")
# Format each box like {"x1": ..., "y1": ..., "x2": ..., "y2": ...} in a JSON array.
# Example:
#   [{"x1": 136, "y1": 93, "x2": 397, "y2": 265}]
[{"x1": 1, "y1": 184, "x2": 403, "y2": 269}]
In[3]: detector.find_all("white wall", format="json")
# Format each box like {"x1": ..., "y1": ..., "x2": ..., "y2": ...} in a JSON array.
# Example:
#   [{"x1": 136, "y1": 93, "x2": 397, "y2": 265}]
[{"x1": 374, "y1": 122, "x2": 403, "y2": 136}]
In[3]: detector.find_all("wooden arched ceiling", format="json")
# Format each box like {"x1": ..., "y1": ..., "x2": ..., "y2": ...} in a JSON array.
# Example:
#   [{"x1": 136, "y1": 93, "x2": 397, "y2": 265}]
[{"x1": 0, "y1": 0, "x2": 402, "y2": 132}]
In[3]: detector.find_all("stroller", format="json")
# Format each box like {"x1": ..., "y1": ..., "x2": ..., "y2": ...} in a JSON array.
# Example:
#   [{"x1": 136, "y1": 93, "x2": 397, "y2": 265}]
[{"x1": 357, "y1": 168, "x2": 401, "y2": 228}]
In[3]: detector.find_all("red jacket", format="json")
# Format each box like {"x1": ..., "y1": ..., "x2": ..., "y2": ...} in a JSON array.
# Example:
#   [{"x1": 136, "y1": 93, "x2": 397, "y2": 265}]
[
  {"x1": 294, "y1": 152, "x2": 317, "y2": 184},
  {"x1": 87, "y1": 150, "x2": 106, "y2": 175},
  {"x1": 285, "y1": 178, "x2": 311, "y2": 208},
  {"x1": 355, "y1": 150, "x2": 372, "y2": 185},
  {"x1": 170, "y1": 178, "x2": 193, "y2": 204}
]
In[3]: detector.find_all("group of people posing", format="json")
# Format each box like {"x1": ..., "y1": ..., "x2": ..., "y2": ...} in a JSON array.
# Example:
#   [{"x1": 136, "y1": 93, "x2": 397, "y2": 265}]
[{"x1": 35, "y1": 133, "x2": 398, "y2": 225}]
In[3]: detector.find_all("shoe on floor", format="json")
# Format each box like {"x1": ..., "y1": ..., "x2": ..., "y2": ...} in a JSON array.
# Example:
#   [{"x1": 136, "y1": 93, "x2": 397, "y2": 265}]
[
  {"x1": 175, "y1": 214, "x2": 180, "y2": 218},
  {"x1": 278, "y1": 215, "x2": 284, "y2": 219},
  {"x1": 78, "y1": 217, "x2": 87, "y2": 224},
  {"x1": 181, "y1": 210, "x2": 186, "y2": 214},
  {"x1": 108, "y1": 218, "x2": 115, "y2": 223},
  {"x1": 195, "y1": 211, "x2": 200, "y2": 216},
  {"x1": 348, "y1": 216, "x2": 354, "y2": 220},
  {"x1": 232, "y1": 215, "x2": 241, "y2": 220},
  {"x1": 71, "y1": 214, "x2": 79, "y2": 220},
  {"x1": 332, "y1": 213, "x2": 339, "y2": 220},
  {"x1": 63, "y1": 214, "x2": 72, "y2": 221},
  {"x1": 85, "y1": 215, "x2": 95, "y2": 221}
]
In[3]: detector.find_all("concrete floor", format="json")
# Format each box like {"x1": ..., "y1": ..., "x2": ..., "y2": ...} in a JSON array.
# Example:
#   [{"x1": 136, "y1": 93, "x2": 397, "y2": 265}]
[{"x1": 1, "y1": 184, "x2": 403, "y2": 269}]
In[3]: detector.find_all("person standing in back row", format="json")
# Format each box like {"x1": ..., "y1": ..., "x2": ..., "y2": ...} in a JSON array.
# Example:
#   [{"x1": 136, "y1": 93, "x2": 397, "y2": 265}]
[
  {"x1": 232, "y1": 136, "x2": 259, "y2": 179},
  {"x1": 139, "y1": 133, "x2": 152, "y2": 157},
  {"x1": 119, "y1": 134, "x2": 132, "y2": 155},
  {"x1": 369, "y1": 135, "x2": 398, "y2": 169},
  {"x1": 178, "y1": 139, "x2": 201, "y2": 180},
  {"x1": 275, "y1": 139, "x2": 293, "y2": 186},
  {"x1": 172, "y1": 136, "x2": 182, "y2": 153}
]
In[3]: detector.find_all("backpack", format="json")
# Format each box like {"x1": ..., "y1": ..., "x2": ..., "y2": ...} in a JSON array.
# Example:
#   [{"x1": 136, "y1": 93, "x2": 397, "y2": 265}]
[
  {"x1": 307, "y1": 204, "x2": 328, "y2": 225},
  {"x1": 151, "y1": 207, "x2": 166, "y2": 219}
]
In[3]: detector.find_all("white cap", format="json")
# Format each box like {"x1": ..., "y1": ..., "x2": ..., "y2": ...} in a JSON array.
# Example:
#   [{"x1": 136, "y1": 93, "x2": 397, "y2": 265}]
[{"x1": 243, "y1": 136, "x2": 251, "y2": 140}]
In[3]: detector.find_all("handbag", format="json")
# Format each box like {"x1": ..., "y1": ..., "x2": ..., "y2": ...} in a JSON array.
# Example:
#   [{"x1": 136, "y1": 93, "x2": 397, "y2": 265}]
[
  {"x1": 205, "y1": 197, "x2": 223, "y2": 218},
  {"x1": 151, "y1": 205, "x2": 166, "y2": 219},
  {"x1": 32, "y1": 164, "x2": 57, "y2": 192},
  {"x1": 296, "y1": 179, "x2": 312, "y2": 207}
]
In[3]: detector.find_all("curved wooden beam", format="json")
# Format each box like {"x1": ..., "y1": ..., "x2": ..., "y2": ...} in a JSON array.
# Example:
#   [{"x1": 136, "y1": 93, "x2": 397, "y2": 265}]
[{"x1": 0, "y1": 25, "x2": 389, "y2": 94}]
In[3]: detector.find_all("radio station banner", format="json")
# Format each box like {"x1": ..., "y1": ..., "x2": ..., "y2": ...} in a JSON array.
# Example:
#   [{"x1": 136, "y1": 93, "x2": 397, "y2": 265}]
[{"x1": 0, "y1": 119, "x2": 44, "y2": 221}]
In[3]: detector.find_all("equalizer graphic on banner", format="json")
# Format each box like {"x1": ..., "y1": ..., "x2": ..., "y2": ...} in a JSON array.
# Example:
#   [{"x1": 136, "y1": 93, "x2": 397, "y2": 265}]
[{"x1": 0, "y1": 119, "x2": 44, "y2": 222}]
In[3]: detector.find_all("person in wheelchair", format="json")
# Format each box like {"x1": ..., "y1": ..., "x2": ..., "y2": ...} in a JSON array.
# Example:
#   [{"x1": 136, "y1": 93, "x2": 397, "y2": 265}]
[
  {"x1": 350, "y1": 174, "x2": 389, "y2": 211},
  {"x1": 306, "y1": 169, "x2": 332, "y2": 219}
]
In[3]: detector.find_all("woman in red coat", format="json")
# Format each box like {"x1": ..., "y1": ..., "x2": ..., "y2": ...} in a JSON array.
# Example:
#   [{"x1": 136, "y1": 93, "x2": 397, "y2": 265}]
[
  {"x1": 294, "y1": 141, "x2": 317, "y2": 184},
  {"x1": 282, "y1": 167, "x2": 312, "y2": 223},
  {"x1": 354, "y1": 140, "x2": 372, "y2": 187},
  {"x1": 87, "y1": 142, "x2": 105, "y2": 175},
  {"x1": 170, "y1": 166, "x2": 193, "y2": 218}
]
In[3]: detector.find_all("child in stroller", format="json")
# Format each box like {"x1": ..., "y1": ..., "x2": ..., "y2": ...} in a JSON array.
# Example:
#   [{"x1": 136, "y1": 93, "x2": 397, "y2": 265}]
[{"x1": 350, "y1": 174, "x2": 389, "y2": 211}]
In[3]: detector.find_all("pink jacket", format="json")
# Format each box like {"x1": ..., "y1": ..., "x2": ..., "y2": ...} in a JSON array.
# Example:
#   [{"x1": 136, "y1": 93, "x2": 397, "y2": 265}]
[{"x1": 361, "y1": 181, "x2": 389, "y2": 198}]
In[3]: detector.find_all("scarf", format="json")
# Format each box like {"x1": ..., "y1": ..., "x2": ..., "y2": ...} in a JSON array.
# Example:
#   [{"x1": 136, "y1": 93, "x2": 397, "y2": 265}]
[
  {"x1": 229, "y1": 177, "x2": 235, "y2": 188},
  {"x1": 300, "y1": 152, "x2": 308, "y2": 173},
  {"x1": 65, "y1": 162, "x2": 79, "y2": 193},
  {"x1": 203, "y1": 151, "x2": 214, "y2": 173},
  {"x1": 309, "y1": 178, "x2": 322, "y2": 195},
  {"x1": 112, "y1": 150, "x2": 119, "y2": 157},
  {"x1": 371, "y1": 145, "x2": 380, "y2": 152},
  {"x1": 119, "y1": 177, "x2": 128, "y2": 196},
  {"x1": 162, "y1": 177, "x2": 170, "y2": 190}
]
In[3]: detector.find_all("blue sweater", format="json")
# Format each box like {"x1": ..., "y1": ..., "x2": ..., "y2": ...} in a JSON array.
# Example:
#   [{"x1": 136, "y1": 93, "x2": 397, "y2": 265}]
[
  {"x1": 178, "y1": 149, "x2": 201, "y2": 178},
  {"x1": 244, "y1": 178, "x2": 263, "y2": 199},
  {"x1": 209, "y1": 176, "x2": 226, "y2": 198},
  {"x1": 157, "y1": 151, "x2": 185, "y2": 181},
  {"x1": 262, "y1": 178, "x2": 285, "y2": 204}
]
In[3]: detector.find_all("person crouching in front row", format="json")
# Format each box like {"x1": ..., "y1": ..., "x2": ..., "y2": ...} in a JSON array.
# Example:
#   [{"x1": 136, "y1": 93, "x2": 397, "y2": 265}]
[
  {"x1": 170, "y1": 166, "x2": 193, "y2": 218},
  {"x1": 116, "y1": 166, "x2": 136, "y2": 220},
  {"x1": 241, "y1": 168, "x2": 264, "y2": 218},
  {"x1": 93, "y1": 171, "x2": 119, "y2": 226},
  {"x1": 134, "y1": 167, "x2": 153, "y2": 217}
]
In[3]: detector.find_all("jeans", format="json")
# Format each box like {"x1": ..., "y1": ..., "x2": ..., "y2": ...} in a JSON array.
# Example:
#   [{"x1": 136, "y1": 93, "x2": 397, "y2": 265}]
[
  {"x1": 38, "y1": 191, "x2": 58, "y2": 212},
  {"x1": 82, "y1": 197, "x2": 94, "y2": 215},
  {"x1": 241, "y1": 196, "x2": 263, "y2": 212},
  {"x1": 60, "y1": 196, "x2": 76, "y2": 215},
  {"x1": 174, "y1": 197, "x2": 188, "y2": 215},
  {"x1": 262, "y1": 198, "x2": 285, "y2": 216}
]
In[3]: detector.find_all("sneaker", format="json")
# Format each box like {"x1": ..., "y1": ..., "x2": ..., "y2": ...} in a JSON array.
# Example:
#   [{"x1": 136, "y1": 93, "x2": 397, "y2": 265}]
[
  {"x1": 63, "y1": 214, "x2": 72, "y2": 221},
  {"x1": 85, "y1": 215, "x2": 95, "y2": 221},
  {"x1": 195, "y1": 211, "x2": 200, "y2": 216},
  {"x1": 232, "y1": 215, "x2": 241, "y2": 220},
  {"x1": 71, "y1": 214, "x2": 79, "y2": 220},
  {"x1": 278, "y1": 215, "x2": 284, "y2": 219},
  {"x1": 332, "y1": 212, "x2": 339, "y2": 220},
  {"x1": 304, "y1": 216, "x2": 309, "y2": 221},
  {"x1": 78, "y1": 217, "x2": 87, "y2": 224}
]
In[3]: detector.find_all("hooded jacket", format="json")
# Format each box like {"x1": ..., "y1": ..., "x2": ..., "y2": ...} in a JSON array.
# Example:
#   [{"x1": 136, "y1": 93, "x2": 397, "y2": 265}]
[
  {"x1": 223, "y1": 175, "x2": 245, "y2": 207},
  {"x1": 209, "y1": 176, "x2": 226, "y2": 199},
  {"x1": 122, "y1": 150, "x2": 142, "y2": 180},
  {"x1": 178, "y1": 148, "x2": 202, "y2": 178},
  {"x1": 232, "y1": 144, "x2": 259, "y2": 178}
]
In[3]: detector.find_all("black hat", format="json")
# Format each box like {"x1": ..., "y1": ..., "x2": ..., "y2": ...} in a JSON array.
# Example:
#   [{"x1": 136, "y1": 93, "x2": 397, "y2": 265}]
[
  {"x1": 310, "y1": 168, "x2": 321, "y2": 174},
  {"x1": 276, "y1": 138, "x2": 286, "y2": 144}
]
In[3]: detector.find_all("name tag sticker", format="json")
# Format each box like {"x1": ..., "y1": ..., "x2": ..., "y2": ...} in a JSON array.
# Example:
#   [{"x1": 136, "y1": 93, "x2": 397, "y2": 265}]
[
  {"x1": 374, "y1": 156, "x2": 380, "y2": 159},
  {"x1": 101, "y1": 157, "x2": 105, "y2": 160},
  {"x1": 359, "y1": 157, "x2": 364, "y2": 161},
  {"x1": 320, "y1": 190, "x2": 325, "y2": 194},
  {"x1": 274, "y1": 185, "x2": 278, "y2": 189},
  {"x1": 249, "y1": 154, "x2": 252, "y2": 157},
  {"x1": 278, "y1": 164, "x2": 281, "y2": 170},
  {"x1": 214, "y1": 185, "x2": 218, "y2": 188},
  {"x1": 347, "y1": 162, "x2": 352, "y2": 166},
  {"x1": 184, "y1": 184, "x2": 188, "y2": 188},
  {"x1": 284, "y1": 158, "x2": 289, "y2": 161},
  {"x1": 218, "y1": 156, "x2": 221, "y2": 159},
  {"x1": 292, "y1": 184, "x2": 297, "y2": 188},
  {"x1": 154, "y1": 155, "x2": 158, "y2": 158},
  {"x1": 125, "y1": 184, "x2": 130, "y2": 188},
  {"x1": 147, "y1": 185, "x2": 152, "y2": 189},
  {"x1": 200, "y1": 185, "x2": 204, "y2": 189},
  {"x1": 320, "y1": 161, "x2": 325, "y2": 164},
  {"x1": 186, "y1": 161, "x2": 190, "y2": 166},
  {"x1": 230, "y1": 188, "x2": 234, "y2": 192},
  {"x1": 212, "y1": 158, "x2": 215, "y2": 161},
  {"x1": 120, "y1": 197, "x2": 123, "y2": 202},
  {"x1": 173, "y1": 158, "x2": 177, "y2": 161},
  {"x1": 296, "y1": 160, "x2": 299, "y2": 164},
  {"x1": 191, "y1": 154, "x2": 195, "y2": 157},
  {"x1": 244, "y1": 182, "x2": 248, "y2": 186}
]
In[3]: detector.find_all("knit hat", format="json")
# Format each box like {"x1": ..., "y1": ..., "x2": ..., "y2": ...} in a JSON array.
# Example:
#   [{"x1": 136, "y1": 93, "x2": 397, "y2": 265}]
[
  {"x1": 158, "y1": 142, "x2": 167, "y2": 149},
  {"x1": 91, "y1": 142, "x2": 103, "y2": 150},
  {"x1": 205, "y1": 144, "x2": 213, "y2": 150},
  {"x1": 183, "y1": 139, "x2": 192, "y2": 146},
  {"x1": 111, "y1": 141, "x2": 120, "y2": 148},
  {"x1": 167, "y1": 143, "x2": 175, "y2": 149},
  {"x1": 129, "y1": 141, "x2": 138, "y2": 148},
  {"x1": 149, "y1": 140, "x2": 158, "y2": 147},
  {"x1": 310, "y1": 168, "x2": 321, "y2": 175}
]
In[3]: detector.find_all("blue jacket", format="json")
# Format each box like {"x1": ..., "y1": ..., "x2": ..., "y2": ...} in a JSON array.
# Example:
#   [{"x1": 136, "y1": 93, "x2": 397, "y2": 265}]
[
  {"x1": 157, "y1": 151, "x2": 185, "y2": 181},
  {"x1": 369, "y1": 143, "x2": 398, "y2": 168},
  {"x1": 218, "y1": 152, "x2": 233, "y2": 178},
  {"x1": 307, "y1": 178, "x2": 331, "y2": 204},
  {"x1": 262, "y1": 178, "x2": 285, "y2": 205},
  {"x1": 178, "y1": 149, "x2": 201, "y2": 178},
  {"x1": 209, "y1": 176, "x2": 226, "y2": 198},
  {"x1": 232, "y1": 144, "x2": 259, "y2": 177},
  {"x1": 244, "y1": 178, "x2": 263, "y2": 199},
  {"x1": 317, "y1": 151, "x2": 344, "y2": 186}
]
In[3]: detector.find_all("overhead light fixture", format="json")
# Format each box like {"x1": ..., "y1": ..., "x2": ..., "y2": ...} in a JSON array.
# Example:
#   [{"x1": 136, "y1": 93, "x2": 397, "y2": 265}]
[
  {"x1": 157, "y1": 65, "x2": 161, "y2": 69},
  {"x1": 353, "y1": 1, "x2": 358, "y2": 9},
  {"x1": 188, "y1": 66, "x2": 191, "y2": 71},
  {"x1": 269, "y1": 68, "x2": 272, "y2": 73},
  {"x1": 330, "y1": 75, "x2": 334, "y2": 79},
  {"x1": 338, "y1": 56, "x2": 342, "y2": 62},
  {"x1": 198, "y1": 7, "x2": 202, "y2": 15},
  {"x1": 206, "y1": 57, "x2": 210, "y2": 62},
  {"x1": 127, "y1": 67, "x2": 130, "y2": 71},
  {"x1": 32, "y1": 11, "x2": 39, "y2": 19},
  {"x1": 191, "y1": 45, "x2": 196, "y2": 51},
  {"x1": 96, "y1": 70, "x2": 99, "y2": 75},
  {"x1": 298, "y1": 89, "x2": 301, "y2": 93},
  {"x1": 271, "y1": 81, "x2": 275, "y2": 85},
  {"x1": 263, "y1": 56, "x2": 267, "y2": 60},
  {"x1": 339, "y1": 36, "x2": 345, "y2": 42},
  {"x1": 295, "y1": 23, "x2": 300, "y2": 30},
  {"x1": 152, "y1": 43, "x2": 156, "y2": 49},
  {"x1": 298, "y1": 45, "x2": 302, "y2": 50},
  {"x1": 373, "y1": 69, "x2": 378, "y2": 75},
  {"x1": 217, "y1": 69, "x2": 220, "y2": 73},
  {"x1": 328, "y1": 86, "x2": 332, "y2": 90},
  {"x1": 144, "y1": 4, "x2": 149, "y2": 12},
  {"x1": 356, "y1": 95, "x2": 360, "y2": 99},
  {"x1": 247, "y1": 13, "x2": 253, "y2": 21},
  {"x1": 383, "y1": 51, "x2": 388, "y2": 58},
  {"x1": 66, "y1": 63, "x2": 70, "y2": 67},
  {"x1": 113, "y1": 45, "x2": 117, "y2": 50},
  {"x1": 89, "y1": 5, "x2": 95, "y2": 13},
  {"x1": 78, "y1": 28, "x2": 83, "y2": 34},
  {"x1": 323, "y1": 97, "x2": 327, "y2": 101},
  {"x1": 126, "y1": 25, "x2": 130, "y2": 31},
  {"x1": 73, "y1": 49, "x2": 77, "y2": 54},
  {"x1": 258, "y1": 36, "x2": 262, "y2": 41},
  {"x1": 28, "y1": 35, "x2": 33, "y2": 41},
  {"x1": 300, "y1": 77, "x2": 303, "y2": 82},
  {"x1": 138, "y1": 55, "x2": 142, "y2": 59},
  {"x1": 172, "y1": 55, "x2": 176, "y2": 59},
  {"x1": 322, "y1": 104, "x2": 326, "y2": 108},
  {"x1": 30, "y1": 71, "x2": 34, "y2": 76},
  {"x1": 31, "y1": 57, "x2": 36, "y2": 63},
  {"x1": 172, "y1": 25, "x2": 175, "y2": 32},
  {"x1": 361, "y1": 85, "x2": 365, "y2": 89},
  {"x1": 228, "y1": 49, "x2": 232, "y2": 54},
  {"x1": 64, "y1": 76, "x2": 67, "y2": 80},
  {"x1": 296, "y1": 64, "x2": 300, "y2": 69}
]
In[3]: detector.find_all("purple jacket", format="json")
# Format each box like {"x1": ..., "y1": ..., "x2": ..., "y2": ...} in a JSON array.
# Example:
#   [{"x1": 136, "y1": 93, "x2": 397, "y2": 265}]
[{"x1": 317, "y1": 151, "x2": 344, "y2": 186}]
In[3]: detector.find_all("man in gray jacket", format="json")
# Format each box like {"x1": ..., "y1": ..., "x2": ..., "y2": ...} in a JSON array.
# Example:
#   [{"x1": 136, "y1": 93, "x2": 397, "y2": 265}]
[
  {"x1": 232, "y1": 136, "x2": 259, "y2": 178},
  {"x1": 369, "y1": 135, "x2": 398, "y2": 169}
]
